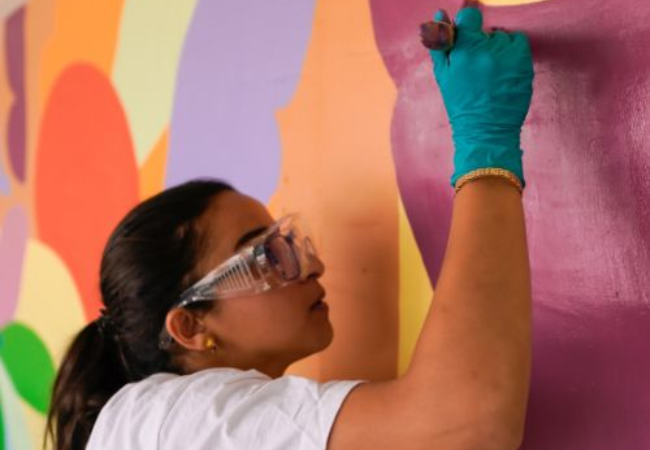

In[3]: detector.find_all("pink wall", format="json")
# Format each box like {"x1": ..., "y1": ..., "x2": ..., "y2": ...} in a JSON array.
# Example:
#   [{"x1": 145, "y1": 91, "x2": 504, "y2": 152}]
[{"x1": 369, "y1": 0, "x2": 650, "y2": 448}]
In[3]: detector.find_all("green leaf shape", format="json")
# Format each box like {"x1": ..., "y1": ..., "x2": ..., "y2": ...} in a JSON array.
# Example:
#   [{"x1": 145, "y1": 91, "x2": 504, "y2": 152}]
[{"x1": 0, "y1": 322, "x2": 55, "y2": 414}]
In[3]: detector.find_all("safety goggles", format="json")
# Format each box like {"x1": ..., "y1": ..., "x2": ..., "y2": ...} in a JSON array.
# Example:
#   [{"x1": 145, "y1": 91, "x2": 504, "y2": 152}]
[{"x1": 159, "y1": 213, "x2": 322, "y2": 349}]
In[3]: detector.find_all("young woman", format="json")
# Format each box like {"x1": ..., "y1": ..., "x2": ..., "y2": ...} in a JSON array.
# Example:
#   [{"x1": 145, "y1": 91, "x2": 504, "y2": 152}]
[{"x1": 46, "y1": 3, "x2": 534, "y2": 450}]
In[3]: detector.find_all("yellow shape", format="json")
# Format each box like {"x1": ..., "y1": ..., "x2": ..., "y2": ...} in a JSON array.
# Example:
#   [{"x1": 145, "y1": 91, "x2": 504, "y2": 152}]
[
  {"x1": 273, "y1": 0, "x2": 399, "y2": 381},
  {"x1": 21, "y1": 398, "x2": 50, "y2": 450},
  {"x1": 14, "y1": 239, "x2": 86, "y2": 367},
  {"x1": 139, "y1": 127, "x2": 169, "y2": 200},
  {"x1": 112, "y1": 0, "x2": 199, "y2": 165},
  {"x1": 0, "y1": 360, "x2": 33, "y2": 449},
  {"x1": 397, "y1": 198, "x2": 434, "y2": 376}
]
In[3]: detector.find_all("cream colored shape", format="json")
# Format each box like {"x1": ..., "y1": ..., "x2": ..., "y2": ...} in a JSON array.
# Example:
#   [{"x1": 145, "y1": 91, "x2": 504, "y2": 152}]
[
  {"x1": 481, "y1": 0, "x2": 550, "y2": 5},
  {"x1": 14, "y1": 239, "x2": 86, "y2": 366},
  {"x1": 0, "y1": 0, "x2": 29, "y2": 19},
  {"x1": 0, "y1": 360, "x2": 34, "y2": 449},
  {"x1": 21, "y1": 398, "x2": 51, "y2": 450},
  {"x1": 112, "y1": 0, "x2": 199, "y2": 165}
]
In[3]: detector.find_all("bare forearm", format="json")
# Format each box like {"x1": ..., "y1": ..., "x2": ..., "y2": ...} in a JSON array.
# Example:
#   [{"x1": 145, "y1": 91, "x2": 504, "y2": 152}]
[{"x1": 405, "y1": 177, "x2": 532, "y2": 447}]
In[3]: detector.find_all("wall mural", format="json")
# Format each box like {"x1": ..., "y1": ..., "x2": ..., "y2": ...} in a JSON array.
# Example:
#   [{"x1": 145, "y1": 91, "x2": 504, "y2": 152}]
[
  {"x1": 0, "y1": 0, "x2": 648, "y2": 448},
  {"x1": 369, "y1": 0, "x2": 650, "y2": 448}
]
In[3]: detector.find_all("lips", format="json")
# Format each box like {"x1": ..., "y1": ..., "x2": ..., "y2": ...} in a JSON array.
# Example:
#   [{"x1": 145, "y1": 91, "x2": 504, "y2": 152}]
[
  {"x1": 310, "y1": 297, "x2": 324, "y2": 310},
  {"x1": 309, "y1": 288, "x2": 326, "y2": 310}
]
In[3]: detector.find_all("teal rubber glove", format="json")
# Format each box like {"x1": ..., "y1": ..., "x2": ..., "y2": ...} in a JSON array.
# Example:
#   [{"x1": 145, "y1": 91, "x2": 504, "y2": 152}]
[{"x1": 429, "y1": 6, "x2": 534, "y2": 189}]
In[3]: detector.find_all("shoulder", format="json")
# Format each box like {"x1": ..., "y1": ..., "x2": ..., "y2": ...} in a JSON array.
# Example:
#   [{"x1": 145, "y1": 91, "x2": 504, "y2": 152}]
[
  {"x1": 161, "y1": 368, "x2": 367, "y2": 431},
  {"x1": 161, "y1": 369, "x2": 367, "y2": 450},
  {"x1": 88, "y1": 368, "x2": 256, "y2": 449},
  {"x1": 90, "y1": 368, "x2": 367, "y2": 450},
  {"x1": 104, "y1": 367, "x2": 263, "y2": 404}
]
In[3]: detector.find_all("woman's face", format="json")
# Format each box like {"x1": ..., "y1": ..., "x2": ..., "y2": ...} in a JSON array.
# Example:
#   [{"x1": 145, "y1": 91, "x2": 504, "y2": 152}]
[{"x1": 186, "y1": 190, "x2": 333, "y2": 377}]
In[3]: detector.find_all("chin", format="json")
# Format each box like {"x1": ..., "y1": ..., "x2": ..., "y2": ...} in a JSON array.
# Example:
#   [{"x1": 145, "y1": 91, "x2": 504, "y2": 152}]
[
  {"x1": 300, "y1": 323, "x2": 334, "y2": 359},
  {"x1": 316, "y1": 323, "x2": 335, "y2": 352},
  {"x1": 319, "y1": 332, "x2": 333, "y2": 350}
]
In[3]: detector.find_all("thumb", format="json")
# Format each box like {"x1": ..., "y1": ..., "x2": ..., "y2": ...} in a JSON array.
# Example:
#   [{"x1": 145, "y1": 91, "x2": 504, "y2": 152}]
[{"x1": 424, "y1": 9, "x2": 453, "y2": 68}]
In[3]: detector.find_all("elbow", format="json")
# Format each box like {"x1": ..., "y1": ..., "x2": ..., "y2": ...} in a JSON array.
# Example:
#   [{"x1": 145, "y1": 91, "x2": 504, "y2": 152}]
[
  {"x1": 483, "y1": 427, "x2": 525, "y2": 450},
  {"x1": 444, "y1": 406, "x2": 527, "y2": 450},
  {"x1": 468, "y1": 383, "x2": 530, "y2": 450},
  {"x1": 428, "y1": 415, "x2": 526, "y2": 450},
  {"x1": 469, "y1": 419, "x2": 526, "y2": 450}
]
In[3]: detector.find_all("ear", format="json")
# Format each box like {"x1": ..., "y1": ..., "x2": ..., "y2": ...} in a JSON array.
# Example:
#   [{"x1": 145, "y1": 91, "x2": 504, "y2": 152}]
[{"x1": 165, "y1": 308, "x2": 210, "y2": 351}]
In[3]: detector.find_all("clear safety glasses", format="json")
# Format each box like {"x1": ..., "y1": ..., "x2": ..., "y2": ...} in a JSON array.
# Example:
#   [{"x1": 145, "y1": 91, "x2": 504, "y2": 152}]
[{"x1": 159, "y1": 213, "x2": 322, "y2": 349}]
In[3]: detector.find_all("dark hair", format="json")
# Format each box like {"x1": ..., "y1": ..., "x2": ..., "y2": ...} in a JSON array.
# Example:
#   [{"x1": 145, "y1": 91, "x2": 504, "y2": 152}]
[{"x1": 45, "y1": 178, "x2": 236, "y2": 450}]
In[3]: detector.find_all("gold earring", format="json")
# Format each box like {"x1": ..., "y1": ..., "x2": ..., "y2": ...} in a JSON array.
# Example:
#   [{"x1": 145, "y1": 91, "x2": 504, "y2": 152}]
[{"x1": 205, "y1": 337, "x2": 217, "y2": 353}]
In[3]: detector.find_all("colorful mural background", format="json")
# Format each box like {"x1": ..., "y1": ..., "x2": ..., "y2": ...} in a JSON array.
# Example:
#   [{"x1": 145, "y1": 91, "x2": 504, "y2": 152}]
[{"x1": 0, "y1": 0, "x2": 648, "y2": 449}]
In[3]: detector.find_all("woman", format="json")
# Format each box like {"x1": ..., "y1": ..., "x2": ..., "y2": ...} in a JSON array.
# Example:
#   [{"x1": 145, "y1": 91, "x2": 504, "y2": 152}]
[{"x1": 46, "y1": 3, "x2": 533, "y2": 450}]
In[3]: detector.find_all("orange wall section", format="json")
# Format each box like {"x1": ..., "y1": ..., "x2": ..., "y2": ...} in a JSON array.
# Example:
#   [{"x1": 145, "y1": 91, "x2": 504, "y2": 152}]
[
  {"x1": 272, "y1": 0, "x2": 399, "y2": 382},
  {"x1": 24, "y1": 0, "x2": 126, "y2": 237},
  {"x1": 139, "y1": 127, "x2": 169, "y2": 201}
]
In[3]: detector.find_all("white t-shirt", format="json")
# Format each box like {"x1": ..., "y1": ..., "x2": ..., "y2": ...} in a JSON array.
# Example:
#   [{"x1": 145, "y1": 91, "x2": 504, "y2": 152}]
[{"x1": 86, "y1": 367, "x2": 368, "y2": 450}]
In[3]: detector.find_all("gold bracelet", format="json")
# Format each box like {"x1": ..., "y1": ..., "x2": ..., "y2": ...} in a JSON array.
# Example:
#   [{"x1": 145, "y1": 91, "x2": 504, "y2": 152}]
[{"x1": 454, "y1": 168, "x2": 524, "y2": 195}]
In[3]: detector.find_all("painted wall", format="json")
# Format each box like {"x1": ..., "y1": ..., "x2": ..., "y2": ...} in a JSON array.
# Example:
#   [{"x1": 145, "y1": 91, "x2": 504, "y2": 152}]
[
  {"x1": 0, "y1": 0, "x2": 648, "y2": 448},
  {"x1": 370, "y1": 0, "x2": 650, "y2": 448}
]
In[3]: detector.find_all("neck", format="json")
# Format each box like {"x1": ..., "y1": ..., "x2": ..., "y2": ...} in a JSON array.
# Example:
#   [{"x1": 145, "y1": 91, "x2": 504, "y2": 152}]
[{"x1": 179, "y1": 350, "x2": 293, "y2": 379}]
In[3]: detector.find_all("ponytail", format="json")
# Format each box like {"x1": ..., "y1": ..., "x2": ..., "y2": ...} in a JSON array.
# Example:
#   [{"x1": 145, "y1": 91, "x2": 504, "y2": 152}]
[
  {"x1": 44, "y1": 179, "x2": 235, "y2": 449},
  {"x1": 45, "y1": 318, "x2": 130, "y2": 450}
]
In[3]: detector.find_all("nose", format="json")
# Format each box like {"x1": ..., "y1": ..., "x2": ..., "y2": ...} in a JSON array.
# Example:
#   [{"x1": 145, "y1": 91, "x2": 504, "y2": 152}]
[{"x1": 305, "y1": 255, "x2": 325, "y2": 280}]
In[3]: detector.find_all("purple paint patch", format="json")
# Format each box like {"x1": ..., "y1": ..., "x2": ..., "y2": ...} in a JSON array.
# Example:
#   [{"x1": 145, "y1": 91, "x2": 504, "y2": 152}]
[
  {"x1": 167, "y1": 0, "x2": 317, "y2": 202},
  {"x1": 5, "y1": 7, "x2": 26, "y2": 182},
  {"x1": 0, "y1": 162, "x2": 9, "y2": 193},
  {"x1": 370, "y1": 0, "x2": 650, "y2": 448},
  {"x1": 0, "y1": 206, "x2": 28, "y2": 326}
]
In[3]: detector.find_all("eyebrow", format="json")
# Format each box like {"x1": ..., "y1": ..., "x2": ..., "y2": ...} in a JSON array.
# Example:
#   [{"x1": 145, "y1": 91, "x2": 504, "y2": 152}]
[{"x1": 234, "y1": 226, "x2": 269, "y2": 251}]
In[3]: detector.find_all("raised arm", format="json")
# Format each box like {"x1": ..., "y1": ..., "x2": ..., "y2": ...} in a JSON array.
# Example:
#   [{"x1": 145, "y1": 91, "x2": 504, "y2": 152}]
[
  {"x1": 328, "y1": 4, "x2": 533, "y2": 450},
  {"x1": 403, "y1": 175, "x2": 532, "y2": 449}
]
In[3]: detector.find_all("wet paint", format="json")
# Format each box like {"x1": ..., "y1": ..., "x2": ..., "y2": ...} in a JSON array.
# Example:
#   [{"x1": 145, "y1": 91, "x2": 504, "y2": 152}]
[{"x1": 369, "y1": 0, "x2": 650, "y2": 447}]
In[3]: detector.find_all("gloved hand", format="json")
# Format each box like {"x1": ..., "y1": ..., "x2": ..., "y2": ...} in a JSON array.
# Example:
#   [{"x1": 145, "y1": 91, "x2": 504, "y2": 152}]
[{"x1": 427, "y1": 5, "x2": 534, "y2": 189}]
